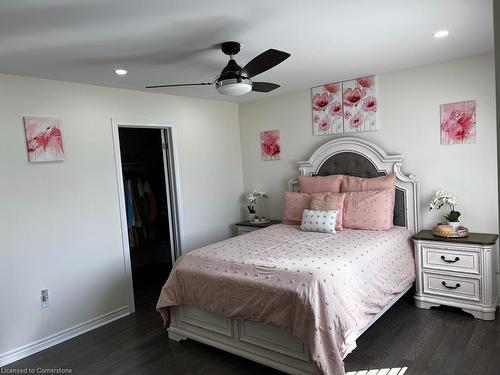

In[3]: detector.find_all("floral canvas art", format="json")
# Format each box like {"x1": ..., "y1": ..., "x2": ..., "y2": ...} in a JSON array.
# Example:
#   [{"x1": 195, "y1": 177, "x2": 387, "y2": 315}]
[
  {"x1": 311, "y1": 76, "x2": 378, "y2": 135},
  {"x1": 260, "y1": 130, "x2": 280, "y2": 160},
  {"x1": 440, "y1": 100, "x2": 476, "y2": 145},
  {"x1": 311, "y1": 82, "x2": 343, "y2": 135},
  {"x1": 343, "y1": 76, "x2": 378, "y2": 133},
  {"x1": 23, "y1": 117, "x2": 65, "y2": 162}
]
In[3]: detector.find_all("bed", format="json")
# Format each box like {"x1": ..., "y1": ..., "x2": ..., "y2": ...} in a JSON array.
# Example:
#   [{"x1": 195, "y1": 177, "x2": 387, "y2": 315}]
[{"x1": 157, "y1": 137, "x2": 420, "y2": 375}]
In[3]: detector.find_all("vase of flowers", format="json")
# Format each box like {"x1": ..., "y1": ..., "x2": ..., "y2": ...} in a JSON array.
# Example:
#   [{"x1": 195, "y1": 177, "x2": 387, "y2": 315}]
[
  {"x1": 247, "y1": 190, "x2": 268, "y2": 221},
  {"x1": 429, "y1": 191, "x2": 461, "y2": 231}
]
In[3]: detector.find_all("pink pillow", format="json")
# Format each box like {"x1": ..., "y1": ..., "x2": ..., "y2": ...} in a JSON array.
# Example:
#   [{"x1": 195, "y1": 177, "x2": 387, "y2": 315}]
[
  {"x1": 341, "y1": 173, "x2": 395, "y2": 192},
  {"x1": 310, "y1": 193, "x2": 345, "y2": 230},
  {"x1": 298, "y1": 175, "x2": 343, "y2": 194},
  {"x1": 282, "y1": 192, "x2": 312, "y2": 225},
  {"x1": 343, "y1": 189, "x2": 394, "y2": 230}
]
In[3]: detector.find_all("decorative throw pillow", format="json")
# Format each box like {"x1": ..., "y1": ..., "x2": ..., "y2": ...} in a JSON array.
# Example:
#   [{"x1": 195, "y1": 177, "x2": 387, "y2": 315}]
[
  {"x1": 310, "y1": 192, "x2": 345, "y2": 230},
  {"x1": 343, "y1": 189, "x2": 394, "y2": 230},
  {"x1": 341, "y1": 173, "x2": 396, "y2": 224},
  {"x1": 282, "y1": 192, "x2": 312, "y2": 225},
  {"x1": 300, "y1": 209, "x2": 339, "y2": 234},
  {"x1": 298, "y1": 175, "x2": 343, "y2": 194},
  {"x1": 341, "y1": 173, "x2": 395, "y2": 192}
]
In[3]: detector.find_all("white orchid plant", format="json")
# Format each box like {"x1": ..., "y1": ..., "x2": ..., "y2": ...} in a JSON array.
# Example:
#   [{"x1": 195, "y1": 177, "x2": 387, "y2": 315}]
[
  {"x1": 247, "y1": 190, "x2": 268, "y2": 214},
  {"x1": 429, "y1": 190, "x2": 461, "y2": 222}
]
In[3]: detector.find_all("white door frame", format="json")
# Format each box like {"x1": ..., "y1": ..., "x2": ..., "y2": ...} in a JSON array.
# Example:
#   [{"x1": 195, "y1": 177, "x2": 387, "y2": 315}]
[{"x1": 111, "y1": 119, "x2": 184, "y2": 313}]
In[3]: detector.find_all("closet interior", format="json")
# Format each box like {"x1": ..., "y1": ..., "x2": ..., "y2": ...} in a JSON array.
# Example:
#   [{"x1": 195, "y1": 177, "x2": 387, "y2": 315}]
[{"x1": 119, "y1": 128, "x2": 173, "y2": 308}]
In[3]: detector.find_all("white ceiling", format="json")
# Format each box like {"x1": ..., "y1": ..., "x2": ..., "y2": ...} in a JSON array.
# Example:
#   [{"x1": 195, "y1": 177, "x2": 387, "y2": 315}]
[{"x1": 0, "y1": 0, "x2": 493, "y2": 102}]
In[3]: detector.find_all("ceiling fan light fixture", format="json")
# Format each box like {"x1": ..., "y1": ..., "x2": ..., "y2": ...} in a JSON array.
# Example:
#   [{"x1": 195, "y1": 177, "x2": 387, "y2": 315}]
[{"x1": 216, "y1": 78, "x2": 252, "y2": 96}]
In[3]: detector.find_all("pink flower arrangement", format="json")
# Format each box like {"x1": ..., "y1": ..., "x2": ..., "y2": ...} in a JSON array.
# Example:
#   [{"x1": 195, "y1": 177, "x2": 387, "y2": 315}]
[
  {"x1": 261, "y1": 131, "x2": 280, "y2": 157},
  {"x1": 312, "y1": 93, "x2": 330, "y2": 111},
  {"x1": 349, "y1": 113, "x2": 362, "y2": 128},
  {"x1": 363, "y1": 96, "x2": 377, "y2": 112},
  {"x1": 343, "y1": 87, "x2": 363, "y2": 106},
  {"x1": 318, "y1": 117, "x2": 331, "y2": 133},
  {"x1": 357, "y1": 77, "x2": 374, "y2": 88},
  {"x1": 441, "y1": 109, "x2": 475, "y2": 142},
  {"x1": 312, "y1": 76, "x2": 378, "y2": 135},
  {"x1": 323, "y1": 83, "x2": 340, "y2": 94},
  {"x1": 24, "y1": 117, "x2": 65, "y2": 162},
  {"x1": 329, "y1": 101, "x2": 343, "y2": 117}
]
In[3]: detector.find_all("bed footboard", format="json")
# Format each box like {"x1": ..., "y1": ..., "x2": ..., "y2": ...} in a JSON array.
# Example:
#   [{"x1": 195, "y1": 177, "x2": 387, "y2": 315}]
[{"x1": 168, "y1": 305, "x2": 318, "y2": 375}]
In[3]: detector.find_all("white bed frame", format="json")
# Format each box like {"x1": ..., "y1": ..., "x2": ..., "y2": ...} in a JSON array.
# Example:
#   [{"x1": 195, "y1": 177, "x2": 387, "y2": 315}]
[{"x1": 167, "y1": 137, "x2": 419, "y2": 375}]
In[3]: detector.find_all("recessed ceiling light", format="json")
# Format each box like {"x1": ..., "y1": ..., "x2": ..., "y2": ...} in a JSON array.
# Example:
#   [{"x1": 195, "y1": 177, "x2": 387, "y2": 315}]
[
  {"x1": 114, "y1": 68, "x2": 128, "y2": 76},
  {"x1": 433, "y1": 30, "x2": 449, "y2": 38}
]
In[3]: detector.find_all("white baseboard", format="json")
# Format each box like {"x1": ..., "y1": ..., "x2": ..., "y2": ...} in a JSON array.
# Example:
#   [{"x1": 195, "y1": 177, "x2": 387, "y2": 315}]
[{"x1": 0, "y1": 306, "x2": 130, "y2": 367}]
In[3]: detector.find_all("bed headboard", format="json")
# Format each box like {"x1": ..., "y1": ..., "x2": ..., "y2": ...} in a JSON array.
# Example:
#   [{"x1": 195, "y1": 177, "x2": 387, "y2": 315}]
[{"x1": 289, "y1": 137, "x2": 420, "y2": 233}]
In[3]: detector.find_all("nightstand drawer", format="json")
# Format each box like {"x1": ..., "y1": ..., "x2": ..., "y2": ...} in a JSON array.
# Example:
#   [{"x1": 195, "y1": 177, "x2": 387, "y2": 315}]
[
  {"x1": 237, "y1": 227, "x2": 257, "y2": 236},
  {"x1": 423, "y1": 272, "x2": 481, "y2": 302},
  {"x1": 421, "y1": 245, "x2": 480, "y2": 274}
]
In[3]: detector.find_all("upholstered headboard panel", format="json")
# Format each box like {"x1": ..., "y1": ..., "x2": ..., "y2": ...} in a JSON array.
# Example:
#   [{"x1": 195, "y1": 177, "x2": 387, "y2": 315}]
[
  {"x1": 315, "y1": 151, "x2": 384, "y2": 178},
  {"x1": 289, "y1": 137, "x2": 419, "y2": 233},
  {"x1": 314, "y1": 152, "x2": 406, "y2": 227}
]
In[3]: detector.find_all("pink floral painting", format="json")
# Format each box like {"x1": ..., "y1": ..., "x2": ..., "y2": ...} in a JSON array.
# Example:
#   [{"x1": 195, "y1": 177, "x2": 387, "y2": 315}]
[
  {"x1": 343, "y1": 76, "x2": 378, "y2": 133},
  {"x1": 260, "y1": 130, "x2": 280, "y2": 160},
  {"x1": 440, "y1": 101, "x2": 476, "y2": 144},
  {"x1": 23, "y1": 117, "x2": 65, "y2": 162},
  {"x1": 311, "y1": 76, "x2": 378, "y2": 135},
  {"x1": 311, "y1": 82, "x2": 343, "y2": 135}
]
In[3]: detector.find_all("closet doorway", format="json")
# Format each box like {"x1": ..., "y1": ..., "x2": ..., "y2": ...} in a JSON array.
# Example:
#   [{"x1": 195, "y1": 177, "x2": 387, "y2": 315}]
[{"x1": 112, "y1": 120, "x2": 182, "y2": 313}]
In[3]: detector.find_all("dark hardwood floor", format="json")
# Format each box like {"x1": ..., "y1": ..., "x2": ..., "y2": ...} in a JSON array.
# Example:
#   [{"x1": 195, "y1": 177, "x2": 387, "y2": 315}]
[{"x1": 3, "y1": 290, "x2": 500, "y2": 375}]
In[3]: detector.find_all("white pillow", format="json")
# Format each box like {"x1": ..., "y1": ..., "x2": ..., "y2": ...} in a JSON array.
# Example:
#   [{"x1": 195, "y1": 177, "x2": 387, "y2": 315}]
[{"x1": 300, "y1": 209, "x2": 339, "y2": 234}]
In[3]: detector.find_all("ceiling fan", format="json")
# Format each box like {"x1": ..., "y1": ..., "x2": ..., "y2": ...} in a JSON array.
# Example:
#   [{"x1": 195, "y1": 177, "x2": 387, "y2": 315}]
[{"x1": 145, "y1": 41, "x2": 290, "y2": 96}]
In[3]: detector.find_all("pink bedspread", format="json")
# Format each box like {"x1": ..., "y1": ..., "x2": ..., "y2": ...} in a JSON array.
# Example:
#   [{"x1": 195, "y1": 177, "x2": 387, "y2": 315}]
[{"x1": 157, "y1": 224, "x2": 415, "y2": 375}]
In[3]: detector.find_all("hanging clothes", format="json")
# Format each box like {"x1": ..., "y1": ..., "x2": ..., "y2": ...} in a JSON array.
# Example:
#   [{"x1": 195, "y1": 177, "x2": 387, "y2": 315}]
[
  {"x1": 124, "y1": 175, "x2": 162, "y2": 248},
  {"x1": 144, "y1": 180, "x2": 157, "y2": 223},
  {"x1": 124, "y1": 178, "x2": 135, "y2": 227},
  {"x1": 137, "y1": 178, "x2": 149, "y2": 239},
  {"x1": 144, "y1": 179, "x2": 158, "y2": 240}
]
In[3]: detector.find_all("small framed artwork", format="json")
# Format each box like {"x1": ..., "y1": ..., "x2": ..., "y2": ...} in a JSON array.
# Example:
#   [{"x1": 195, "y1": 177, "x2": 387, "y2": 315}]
[
  {"x1": 311, "y1": 82, "x2": 343, "y2": 135},
  {"x1": 23, "y1": 117, "x2": 65, "y2": 162},
  {"x1": 343, "y1": 76, "x2": 378, "y2": 133},
  {"x1": 311, "y1": 76, "x2": 379, "y2": 135},
  {"x1": 440, "y1": 100, "x2": 476, "y2": 145},
  {"x1": 260, "y1": 130, "x2": 280, "y2": 161}
]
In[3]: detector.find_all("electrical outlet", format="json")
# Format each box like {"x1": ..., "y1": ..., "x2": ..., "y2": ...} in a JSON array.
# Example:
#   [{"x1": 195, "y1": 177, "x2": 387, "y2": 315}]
[{"x1": 40, "y1": 289, "x2": 50, "y2": 309}]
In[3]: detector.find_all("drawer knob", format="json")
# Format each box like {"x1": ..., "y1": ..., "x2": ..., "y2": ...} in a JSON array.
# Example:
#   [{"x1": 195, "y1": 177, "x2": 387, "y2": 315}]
[
  {"x1": 440, "y1": 255, "x2": 460, "y2": 263},
  {"x1": 441, "y1": 281, "x2": 461, "y2": 289}
]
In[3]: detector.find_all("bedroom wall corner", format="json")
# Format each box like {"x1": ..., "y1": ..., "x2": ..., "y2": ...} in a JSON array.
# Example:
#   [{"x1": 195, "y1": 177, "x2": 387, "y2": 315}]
[{"x1": 0, "y1": 73, "x2": 244, "y2": 364}]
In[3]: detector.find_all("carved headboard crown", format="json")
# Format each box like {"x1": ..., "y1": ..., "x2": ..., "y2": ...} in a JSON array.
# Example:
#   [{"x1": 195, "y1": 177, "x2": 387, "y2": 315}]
[{"x1": 289, "y1": 137, "x2": 419, "y2": 233}]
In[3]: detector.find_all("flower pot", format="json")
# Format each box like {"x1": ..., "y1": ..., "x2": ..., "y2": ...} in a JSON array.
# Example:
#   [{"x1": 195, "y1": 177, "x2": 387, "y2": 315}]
[
  {"x1": 248, "y1": 213, "x2": 256, "y2": 222},
  {"x1": 447, "y1": 221, "x2": 461, "y2": 232}
]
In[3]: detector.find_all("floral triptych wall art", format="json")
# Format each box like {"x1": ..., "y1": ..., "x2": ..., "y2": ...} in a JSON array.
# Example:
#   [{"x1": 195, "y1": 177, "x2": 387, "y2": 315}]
[
  {"x1": 440, "y1": 100, "x2": 476, "y2": 145},
  {"x1": 311, "y1": 76, "x2": 378, "y2": 135},
  {"x1": 23, "y1": 117, "x2": 65, "y2": 162},
  {"x1": 260, "y1": 130, "x2": 280, "y2": 161}
]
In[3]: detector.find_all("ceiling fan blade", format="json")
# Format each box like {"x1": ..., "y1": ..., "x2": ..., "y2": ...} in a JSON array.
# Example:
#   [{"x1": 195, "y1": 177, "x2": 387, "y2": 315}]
[
  {"x1": 242, "y1": 49, "x2": 290, "y2": 78},
  {"x1": 145, "y1": 82, "x2": 213, "y2": 89},
  {"x1": 252, "y1": 82, "x2": 280, "y2": 93}
]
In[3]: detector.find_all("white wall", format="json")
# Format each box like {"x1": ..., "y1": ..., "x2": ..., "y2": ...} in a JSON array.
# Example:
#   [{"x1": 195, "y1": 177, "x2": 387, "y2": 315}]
[
  {"x1": 0, "y1": 74, "x2": 243, "y2": 358},
  {"x1": 495, "y1": 1, "x2": 500, "y2": 228},
  {"x1": 239, "y1": 53, "x2": 498, "y2": 233}
]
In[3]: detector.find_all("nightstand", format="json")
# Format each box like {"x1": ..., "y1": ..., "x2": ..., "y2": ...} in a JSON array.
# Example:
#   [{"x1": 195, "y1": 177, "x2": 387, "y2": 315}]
[
  {"x1": 235, "y1": 220, "x2": 281, "y2": 236},
  {"x1": 413, "y1": 230, "x2": 498, "y2": 320}
]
